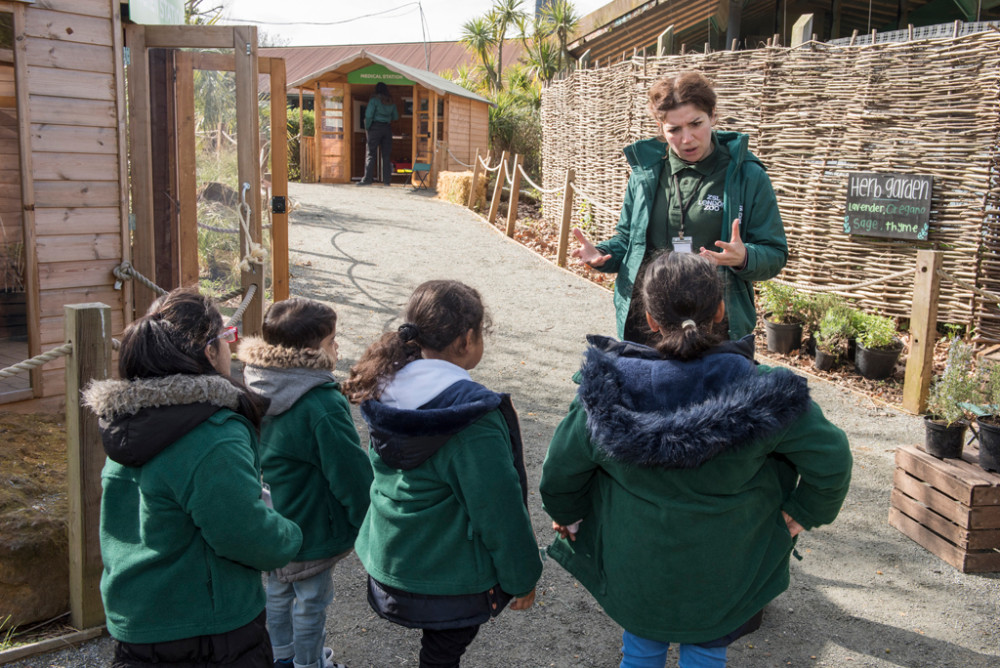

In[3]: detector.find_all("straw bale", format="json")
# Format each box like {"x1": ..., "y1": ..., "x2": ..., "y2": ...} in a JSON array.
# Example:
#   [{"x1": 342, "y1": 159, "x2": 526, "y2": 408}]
[
  {"x1": 436, "y1": 171, "x2": 485, "y2": 210},
  {"x1": 540, "y1": 32, "x2": 1000, "y2": 343}
]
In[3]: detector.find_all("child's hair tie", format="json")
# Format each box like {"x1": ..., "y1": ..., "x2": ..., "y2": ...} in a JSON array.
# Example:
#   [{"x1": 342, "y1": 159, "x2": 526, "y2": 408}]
[
  {"x1": 681, "y1": 319, "x2": 697, "y2": 331},
  {"x1": 398, "y1": 323, "x2": 420, "y2": 342}
]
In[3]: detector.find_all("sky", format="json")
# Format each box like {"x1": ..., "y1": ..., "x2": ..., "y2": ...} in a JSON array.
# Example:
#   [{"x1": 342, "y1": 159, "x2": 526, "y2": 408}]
[{"x1": 213, "y1": 0, "x2": 612, "y2": 47}]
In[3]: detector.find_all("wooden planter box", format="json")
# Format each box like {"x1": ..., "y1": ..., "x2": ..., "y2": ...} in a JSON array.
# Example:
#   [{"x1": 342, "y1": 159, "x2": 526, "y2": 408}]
[{"x1": 889, "y1": 445, "x2": 1000, "y2": 573}]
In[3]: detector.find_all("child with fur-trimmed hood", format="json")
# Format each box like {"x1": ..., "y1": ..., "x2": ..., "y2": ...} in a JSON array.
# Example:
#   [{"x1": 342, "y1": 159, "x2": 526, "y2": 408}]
[{"x1": 239, "y1": 298, "x2": 373, "y2": 668}]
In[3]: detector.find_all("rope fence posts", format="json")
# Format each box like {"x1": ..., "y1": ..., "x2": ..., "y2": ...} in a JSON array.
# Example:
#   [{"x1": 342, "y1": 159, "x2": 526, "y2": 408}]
[
  {"x1": 557, "y1": 169, "x2": 577, "y2": 267},
  {"x1": 903, "y1": 251, "x2": 943, "y2": 415},
  {"x1": 505, "y1": 154, "x2": 524, "y2": 238},
  {"x1": 487, "y1": 151, "x2": 509, "y2": 225},
  {"x1": 65, "y1": 302, "x2": 112, "y2": 631},
  {"x1": 467, "y1": 148, "x2": 483, "y2": 209}
]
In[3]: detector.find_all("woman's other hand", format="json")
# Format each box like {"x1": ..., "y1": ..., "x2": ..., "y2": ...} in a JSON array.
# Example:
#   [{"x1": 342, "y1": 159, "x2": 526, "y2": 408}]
[
  {"x1": 782, "y1": 511, "x2": 804, "y2": 538},
  {"x1": 571, "y1": 228, "x2": 612, "y2": 268},
  {"x1": 510, "y1": 588, "x2": 536, "y2": 610},
  {"x1": 700, "y1": 218, "x2": 747, "y2": 268}
]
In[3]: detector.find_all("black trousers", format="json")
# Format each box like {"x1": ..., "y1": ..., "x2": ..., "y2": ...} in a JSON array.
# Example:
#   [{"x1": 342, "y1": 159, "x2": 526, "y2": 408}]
[
  {"x1": 419, "y1": 625, "x2": 481, "y2": 668},
  {"x1": 363, "y1": 122, "x2": 393, "y2": 184},
  {"x1": 111, "y1": 610, "x2": 272, "y2": 668}
]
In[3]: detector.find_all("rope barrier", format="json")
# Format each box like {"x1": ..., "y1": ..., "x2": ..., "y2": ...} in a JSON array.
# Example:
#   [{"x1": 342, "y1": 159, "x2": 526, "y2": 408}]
[
  {"x1": 237, "y1": 183, "x2": 267, "y2": 273},
  {"x1": 569, "y1": 184, "x2": 621, "y2": 216},
  {"x1": 937, "y1": 268, "x2": 1000, "y2": 305},
  {"x1": 113, "y1": 262, "x2": 168, "y2": 296},
  {"x1": 478, "y1": 155, "x2": 502, "y2": 172},
  {"x1": 446, "y1": 148, "x2": 473, "y2": 169},
  {"x1": 771, "y1": 267, "x2": 916, "y2": 293},
  {"x1": 225, "y1": 283, "x2": 258, "y2": 327},
  {"x1": 516, "y1": 164, "x2": 562, "y2": 194},
  {"x1": 0, "y1": 343, "x2": 72, "y2": 379},
  {"x1": 504, "y1": 160, "x2": 515, "y2": 185}
]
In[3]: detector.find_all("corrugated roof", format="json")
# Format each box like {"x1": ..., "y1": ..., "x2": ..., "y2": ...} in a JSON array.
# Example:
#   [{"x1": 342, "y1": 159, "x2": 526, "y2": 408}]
[
  {"x1": 261, "y1": 40, "x2": 523, "y2": 94},
  {"x1": 288, "y1": 50, "x2": 493, "y2": 105}
]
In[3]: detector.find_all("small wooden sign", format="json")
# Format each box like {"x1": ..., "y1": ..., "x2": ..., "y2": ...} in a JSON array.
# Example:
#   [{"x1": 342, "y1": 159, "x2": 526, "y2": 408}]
[{"x1": 844, "y1": 172, "x2": 932, "y2": 240}]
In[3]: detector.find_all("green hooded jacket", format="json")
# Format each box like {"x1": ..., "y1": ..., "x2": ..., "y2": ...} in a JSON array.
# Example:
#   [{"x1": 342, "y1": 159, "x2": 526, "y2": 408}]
[{"x1": 595, "y1": 131, "x2": 788, "y2": 339}]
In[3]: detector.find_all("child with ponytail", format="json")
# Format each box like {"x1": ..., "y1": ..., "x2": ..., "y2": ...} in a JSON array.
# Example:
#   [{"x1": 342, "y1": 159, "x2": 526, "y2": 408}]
[
  {"x1": 540, "y1": 252, "x2": 853, "y2": 668},
  {"x1": 343, "y1": 280, "x2": 542, "y2": 668}
]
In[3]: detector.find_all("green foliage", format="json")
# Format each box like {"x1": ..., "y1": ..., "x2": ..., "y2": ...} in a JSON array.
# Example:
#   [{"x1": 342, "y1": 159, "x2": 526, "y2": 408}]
[
  {"x1": 927, "y1": 338, "x2": 981, "y2": 425},
  {"x1": 855, "y1": 312, "x2": 898, "y2": 350},
  {"x1": 759, "y1": 282, "x2": 807, "y2": 324},
  {"x1": 489, "y1": 88, "x2": 541, "y2": 176},
  {"x1": 286, "y1": 108, "x2": 315, "y2": 182},
  {"x1": 815, "y1": 305, "x2": 856, "y2": 356},
  {"x1": 800, "y1": 293, "x2": 850, "y2": 333},
  {"x1": 0, "y1": 614, "x2": 15, "y2": 651}
]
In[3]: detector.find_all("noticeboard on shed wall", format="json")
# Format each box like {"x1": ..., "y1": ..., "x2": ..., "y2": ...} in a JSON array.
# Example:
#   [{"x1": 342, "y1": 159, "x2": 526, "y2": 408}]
[{"x1": 844, "y1": 172, "x2": 932, "y2": 241}]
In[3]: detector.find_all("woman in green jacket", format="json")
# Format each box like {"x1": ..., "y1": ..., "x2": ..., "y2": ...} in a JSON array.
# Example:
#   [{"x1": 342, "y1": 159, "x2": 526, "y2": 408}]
[
  {"x1": 540, "y1": 253, "x2": 852, "y2": 668},
  {"x1": 573, "y1": 71, "x2": 788, "y2": 342},
  {"x1": 358, "y1": 81, "x2": 400, "y2": 186},
  {"x1": 83, "y1": 288, "x2": 303, "y2": 668},
  {"x1": 344, "y1": 280, "x2": 542, "y2": 668}
]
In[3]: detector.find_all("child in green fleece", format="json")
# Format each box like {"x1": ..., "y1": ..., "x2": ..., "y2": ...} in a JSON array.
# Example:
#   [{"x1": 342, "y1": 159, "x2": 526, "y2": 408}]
[
  {"x1": 343, "y1": 280, "x2": 542, "y2": 668},
  {"x1": 240, "y1": 298, "x2": 374, "y2": 668}
]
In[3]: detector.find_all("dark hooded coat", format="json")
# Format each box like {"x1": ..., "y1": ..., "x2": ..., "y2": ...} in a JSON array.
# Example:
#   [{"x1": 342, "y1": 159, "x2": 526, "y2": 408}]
[{"x1": 540, "y1": 336, "x2": 852, "y2": 644}]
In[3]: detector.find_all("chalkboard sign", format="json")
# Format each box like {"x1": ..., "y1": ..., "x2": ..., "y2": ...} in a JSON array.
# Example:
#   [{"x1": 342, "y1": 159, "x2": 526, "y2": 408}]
[{"x1": 844, "y1": 172, "x2": 932, "y2": 240}]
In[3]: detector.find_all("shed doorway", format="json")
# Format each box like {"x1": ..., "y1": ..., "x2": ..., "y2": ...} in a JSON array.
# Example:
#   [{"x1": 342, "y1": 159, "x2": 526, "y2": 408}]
[{"x1": 350, "y1": 83, "x2": 414, "y2": 184}]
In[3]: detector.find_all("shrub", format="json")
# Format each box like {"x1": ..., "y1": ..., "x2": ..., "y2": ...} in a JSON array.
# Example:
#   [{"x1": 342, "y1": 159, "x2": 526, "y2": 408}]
[
  {"x1": 759, "y1": 282, "x2": 807, "y2": 324},
  {"x1": 815, "y1": 305, "x2": 855, "y2": 356},
  {"x1": 287, "y1": 108, "x2": 315, "y2": 182},
  {"x1": 855, "y1": 312, "x2": 898, "y2": 350},
  {"x1": 927, "y1": 339, "x2": 981, "y2": 425}
]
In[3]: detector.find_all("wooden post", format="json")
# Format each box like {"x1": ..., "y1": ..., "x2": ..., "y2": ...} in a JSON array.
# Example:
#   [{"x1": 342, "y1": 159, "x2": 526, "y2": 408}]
[
  {"x1": 556, "y1": 169, "x2": 576, "y2": 267},
  {"x1": 65, "y1": 303, "x2": 112, "y2": 630},
  {"x1": 731, "y1": 38, "x2": 739, "y2": 51},
  {"x1": 791, "y1": 14, "x2": 814, "y2": 48},
  {"x1": 468, "y1": 148, "x2": 482, "y2": 209},
  {"x1": 954, "y1": 20, "x2": 962, "y2": 39},
  {"x1": 234, "y1": 26, "x2": 263, "y2": 335},
  {"x1": 504, "y1": 154, "x2": 524, "y2": 237},
  {"x1": 270, "y1": 58, "x2": 289, "y2": 302},
  {"x1": 125, "y1": 25, "x2": 157, "y2": 317},
  {"x1": 487, "y1": 151, "x2": 508, "y2": 225},
  {"x1": 902, "y1": 251, "x2": 943, "y2": 414},
  {"x1": 175, "y1": 51, "x2": 199, "y2": 287}
]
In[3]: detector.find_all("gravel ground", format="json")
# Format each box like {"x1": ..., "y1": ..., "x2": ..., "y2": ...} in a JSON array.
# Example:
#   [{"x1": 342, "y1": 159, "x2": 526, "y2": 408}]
[{"x1": 11, "y1": 182, "x2": 999, "y2": 667}]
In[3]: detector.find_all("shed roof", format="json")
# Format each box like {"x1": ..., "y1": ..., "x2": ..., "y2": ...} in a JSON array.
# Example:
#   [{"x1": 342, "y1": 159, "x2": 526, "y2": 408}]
[{"x1": 287, "y1": 49, "x2": 492, "y2": 105}]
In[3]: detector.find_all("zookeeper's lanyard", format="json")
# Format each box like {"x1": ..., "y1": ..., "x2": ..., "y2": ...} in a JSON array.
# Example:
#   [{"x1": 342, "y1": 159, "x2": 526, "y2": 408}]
[{"x1": 672, "y1": 173, "x2": 704, "y2": 254}]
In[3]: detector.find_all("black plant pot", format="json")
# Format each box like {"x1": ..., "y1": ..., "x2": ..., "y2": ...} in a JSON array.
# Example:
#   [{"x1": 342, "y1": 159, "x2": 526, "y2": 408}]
[
  {"x1": 924, "y1": 417, "x2": 967, "y2": 459},
  {"x1": 805, "y1": 334, "x2": 816, "y2": 356},
  {"x1": 814, "y1": 348, "x2": 837, "y2": 371},
  {"x1": 855, "y1": 340, "x2": 902, "y2": 380},
  {"x1": 976, "y1": 417, "x2": 1000, "y2": 472},
  {"x1": 765, "y1": 320, "x2": 802, "y2": 354},
  {"x1": 846, "y1": 337, "x2": 857, "y2": 362}
]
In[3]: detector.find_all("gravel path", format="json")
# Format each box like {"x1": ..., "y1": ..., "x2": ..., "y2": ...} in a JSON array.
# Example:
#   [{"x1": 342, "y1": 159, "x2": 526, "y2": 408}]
[{"x1": 11, "y1": 182, "x2": 998, "y2": 667}]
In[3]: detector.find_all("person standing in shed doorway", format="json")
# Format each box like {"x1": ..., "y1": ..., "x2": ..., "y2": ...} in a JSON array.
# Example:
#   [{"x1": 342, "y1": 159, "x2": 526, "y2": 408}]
[{"x1": 358, "y1": 82, "x2": 399, "y2": 187}]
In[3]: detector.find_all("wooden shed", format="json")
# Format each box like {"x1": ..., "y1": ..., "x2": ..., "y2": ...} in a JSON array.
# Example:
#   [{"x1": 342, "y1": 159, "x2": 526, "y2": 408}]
[
  {"x1": 0, "y1": 1, "x2": 281, "y2": 410},
  {"x1": 289, "y1": 50, "x2": 491, "y2": 187},
  {"x1": 1, "y1": 0, "x2": 130, "y2": 407}
]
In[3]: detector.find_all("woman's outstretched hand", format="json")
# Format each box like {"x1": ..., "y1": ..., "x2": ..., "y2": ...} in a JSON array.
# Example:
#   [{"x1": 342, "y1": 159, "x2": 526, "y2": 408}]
[
  {"x1": 700, "y1": 218, "x2": 747, "y2": 268},
  {"x1": 572, "y1": 228, "x2": 612, "y2": 268},
  {"x1": 510, "y1": 588, "x2": 536, "y2": 610}
]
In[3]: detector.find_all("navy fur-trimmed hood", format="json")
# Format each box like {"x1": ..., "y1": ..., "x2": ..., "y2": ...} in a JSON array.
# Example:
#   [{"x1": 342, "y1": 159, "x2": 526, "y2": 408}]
[
  {"x1": 361, "y1": 380, "x2": 504, "y2": 470},
  {"x1": 578, "y1": 336, "x2": 811, "y2": 469}
]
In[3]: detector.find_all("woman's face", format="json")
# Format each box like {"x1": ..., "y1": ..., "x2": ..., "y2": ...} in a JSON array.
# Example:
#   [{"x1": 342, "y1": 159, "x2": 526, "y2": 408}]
[
  {"x1": 319, "y1": 329, "x2": 339, "y2": 367},
  {"x1": 660, "y1": 103, "x2": 715, "y2": 163}
]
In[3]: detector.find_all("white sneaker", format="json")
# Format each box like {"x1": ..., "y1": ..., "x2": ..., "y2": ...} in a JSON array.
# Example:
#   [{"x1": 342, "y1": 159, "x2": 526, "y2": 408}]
[{"x1": 322, "y1": 647, "x2": 347, "y2": 668}]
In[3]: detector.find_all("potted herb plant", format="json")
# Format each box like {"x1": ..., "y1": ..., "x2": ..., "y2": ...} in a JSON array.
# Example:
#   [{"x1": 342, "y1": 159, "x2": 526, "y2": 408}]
[
  {"x1": 813, "y1": 305, "x2": 855, "y2": 372},
  {"x1": 971, "y1": 361, "x2": 1000, "y2": 472},
  {"x1": 924, "y1": 338, "x2": 979, "y2": 459},
  {"x1": 801, "y1": 293, "x2": 844, "y2": 356},
  {"x1": 853, "y1": 312, "x2": 903, "y2": 380},
  {"x1": 759, "y1": 281, "x2": 805, "y2": 355}
]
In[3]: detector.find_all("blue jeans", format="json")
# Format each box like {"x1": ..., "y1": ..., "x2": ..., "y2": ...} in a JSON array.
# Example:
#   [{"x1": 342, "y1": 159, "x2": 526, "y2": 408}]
[
  {"x1": 621, "y1": 630, "x2": 728, "y2": 668},
  {"x1": 266, "y1": 567, "x2": 336, "y2": 668}
]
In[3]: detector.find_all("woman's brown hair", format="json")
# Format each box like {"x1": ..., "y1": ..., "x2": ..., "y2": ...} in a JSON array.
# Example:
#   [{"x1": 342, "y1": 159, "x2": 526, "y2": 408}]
[
  {"x1": 342, "y1": 280, "x2": 488, "y2": 403},
  {"x1": 647, "y1": 71, "x2": 717, "y2": 122}
]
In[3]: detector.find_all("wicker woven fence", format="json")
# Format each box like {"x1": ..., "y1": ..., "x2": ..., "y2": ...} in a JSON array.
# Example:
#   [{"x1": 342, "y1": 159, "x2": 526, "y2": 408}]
[{"x1": 540, "y1": 31, "x2": 1000, "y2": 343}]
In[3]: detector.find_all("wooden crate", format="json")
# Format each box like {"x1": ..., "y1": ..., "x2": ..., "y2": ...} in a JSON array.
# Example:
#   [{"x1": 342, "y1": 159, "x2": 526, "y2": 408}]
[{"x1": 889, "y1": 445, "x2": 1000, "y2": 573}]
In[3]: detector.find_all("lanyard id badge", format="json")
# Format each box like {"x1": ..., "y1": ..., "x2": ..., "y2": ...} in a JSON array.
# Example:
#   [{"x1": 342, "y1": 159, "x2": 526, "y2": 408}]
[
  {"x1": 671, "y1": 236, "x2": 694, "y2": 254},
  {"x1": 671, "y1": 173, "x2": 704, "y2": 255}
]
